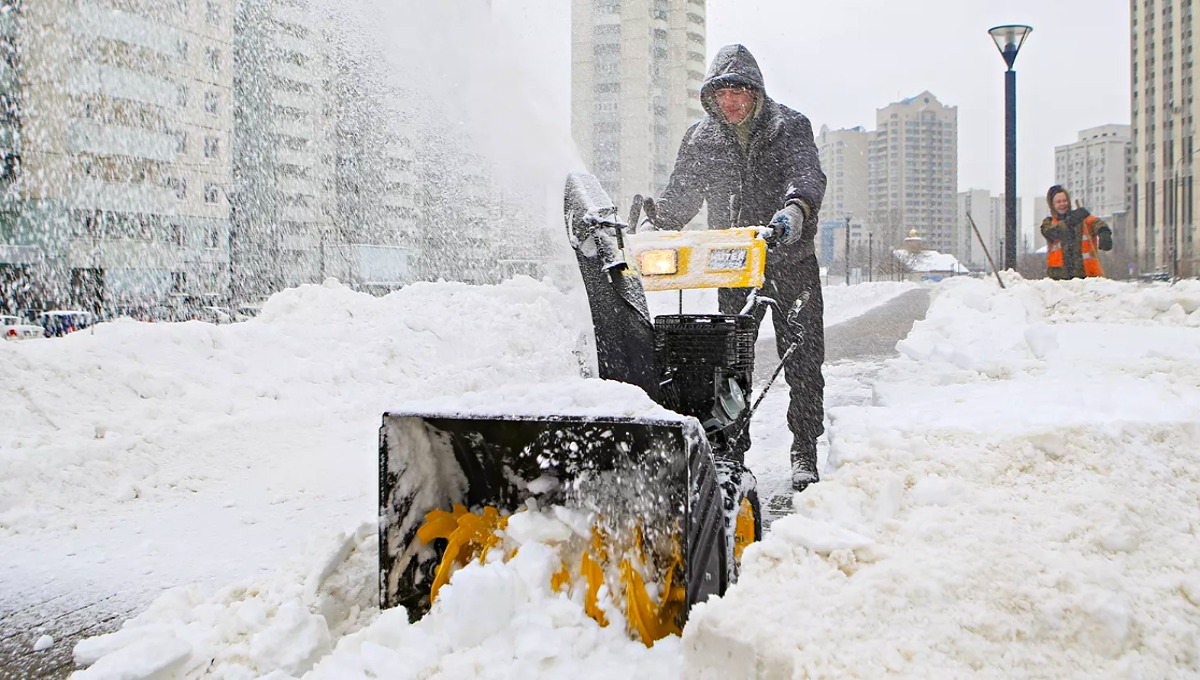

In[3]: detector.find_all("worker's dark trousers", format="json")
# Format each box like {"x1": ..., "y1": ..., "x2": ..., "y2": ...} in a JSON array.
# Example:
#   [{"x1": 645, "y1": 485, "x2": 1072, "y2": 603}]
[{"x1": 719, "y1": 251, "x2": 825, "y2": 459}]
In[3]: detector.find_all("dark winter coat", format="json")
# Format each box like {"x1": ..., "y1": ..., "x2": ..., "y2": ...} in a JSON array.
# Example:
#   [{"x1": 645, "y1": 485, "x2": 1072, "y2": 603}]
[
  {"x1": 654, "y1": 44, "x2": 827, "y2": 451},
  {"x1": 652, "y1": 44, "x2": 827, "y2": 261}
]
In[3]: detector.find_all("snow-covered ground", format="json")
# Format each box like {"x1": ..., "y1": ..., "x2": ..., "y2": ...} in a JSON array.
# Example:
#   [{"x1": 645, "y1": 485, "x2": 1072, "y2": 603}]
[{"x1": 4, "y1": 276, "x2": 1199, "y2": 678}]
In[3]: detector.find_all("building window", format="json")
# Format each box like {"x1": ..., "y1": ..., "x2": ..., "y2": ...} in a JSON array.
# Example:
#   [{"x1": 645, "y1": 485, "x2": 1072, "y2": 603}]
[
  {"x1": 208, "y1": 226, "x2": 220, "y2": 248},
  {"x1": 172, "y1": 271, "x2": 186, "y2": 293},
  {"x1": 177, "y1": 85, "x2": 188, "y2": 108},
  {"x1": 206, "y1": 47, "x2": 220, "y2": 71},
  {"x1": 0, "y1": 34, "x2": 18, "y2": 68},
  {"x1": 165, "y1": 176, "x2": 187, "y2": 199},
  {"x1": 204, "y1": 91, "x2": 219, "y2": 115},
  {"x1": 204, "y1": 136, "x2": 220, "y2": 158},
  {"x1": 206, "y1": 0, "x2": 220, "y2": 25},
  {"x1": 0, "y1": 152, "x2": 20, "y2": 182},
  {"x1": 204, "y1": 183, "x2": 220, "y2": 204}
]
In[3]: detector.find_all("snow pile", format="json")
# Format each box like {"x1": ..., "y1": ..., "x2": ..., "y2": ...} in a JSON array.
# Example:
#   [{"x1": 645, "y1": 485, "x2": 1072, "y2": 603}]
[
  {"x1": 73, "y1": 525, "x2": 378, "y2": 680},
  {"x1": 0, "y1": 277, "x2": 592, "y2": 534},
  {"x1": 11, "y1": 274, "x2": 1200, "y2": 677},
  {"x1": 685, "y1": 277, "x2": 1200, "y2": 677},
  {"x1": 72, "y1": 513, "x2": 683, "y2": 680}
]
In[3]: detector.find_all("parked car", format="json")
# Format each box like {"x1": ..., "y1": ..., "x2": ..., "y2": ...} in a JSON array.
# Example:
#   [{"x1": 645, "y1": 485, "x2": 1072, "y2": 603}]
[
  {"x1": 187, "y1": 305, "x2": 233, "y2": 324},
  {"x1": 234, "y1": 304, "x2": 263, "y2": 322},
  {"x1": 2, "y1": 315, "x2": 43, "y2": 340},
  {"x1": 39, "y1": 310, "x2": 95, "y2": 337}
]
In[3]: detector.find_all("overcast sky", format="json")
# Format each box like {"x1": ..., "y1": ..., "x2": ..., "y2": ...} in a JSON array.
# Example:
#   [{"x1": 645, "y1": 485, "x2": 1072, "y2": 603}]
[{"x1": 492, "y1": 0, "x2": 1130, "y2": 231}]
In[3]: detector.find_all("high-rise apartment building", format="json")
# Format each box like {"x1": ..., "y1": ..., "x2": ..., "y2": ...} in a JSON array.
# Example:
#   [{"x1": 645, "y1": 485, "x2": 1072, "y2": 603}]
[
  {"x1": 1131, "y1": 0, "x2": 1196, "y2": 276},
  {"x1": 817, "y1": 124, "x2": 870, "y2": 260},
  {"x1": 232, "y1": 0, "x2": 337, "y2": 300},
  {"x1": 571, "y1": 0, "x2": 706, "y2": 212},
  {"x1": 867, "y1": 92, "x2": 958, "y2": 254},
  {"x1": 957, "y1": 189, "x2": 1021, "y2": 270},
  {"x1": 0, "y1": 0, "x2": 235, "y2": 313},
  {"x1": 1054, "y1": 124, "x2": 1131, "y2": 219}
]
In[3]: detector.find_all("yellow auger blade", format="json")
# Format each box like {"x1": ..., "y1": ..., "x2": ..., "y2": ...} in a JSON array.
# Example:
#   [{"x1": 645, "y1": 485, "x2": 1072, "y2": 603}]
[
  {"x1": 581, "y1": 526, "x2": 611, "y2": 627},
  {"x1": 734, "y1": 496, "x2": 756, "y2": 564},
  {"x1": 618, "y1": 527, "x2": 685, "y2": 645},
  {"x1": 418, "y1": 504, "x2": 509, "y2": 603}
]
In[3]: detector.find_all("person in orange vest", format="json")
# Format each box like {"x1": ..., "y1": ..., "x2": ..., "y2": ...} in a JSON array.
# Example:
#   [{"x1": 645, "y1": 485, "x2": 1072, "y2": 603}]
[{"x1": 1041, "y1": 185, "x2": 1113, "y2": 280}]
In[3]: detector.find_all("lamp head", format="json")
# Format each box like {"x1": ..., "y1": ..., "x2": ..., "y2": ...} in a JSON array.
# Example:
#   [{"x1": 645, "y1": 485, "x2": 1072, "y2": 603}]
[{"x1": 988, "y1": 24, "x2": 1032, "y2": 70}]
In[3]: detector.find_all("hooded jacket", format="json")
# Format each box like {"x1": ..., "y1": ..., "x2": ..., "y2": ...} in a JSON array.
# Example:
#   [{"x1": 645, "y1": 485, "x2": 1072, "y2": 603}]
[
  {"x1": 651, "y1": 45, "x2": 827, "y2": 260},
  {"x1": 1041, "y1": 186, "x2": 1111, "y2": 280}
]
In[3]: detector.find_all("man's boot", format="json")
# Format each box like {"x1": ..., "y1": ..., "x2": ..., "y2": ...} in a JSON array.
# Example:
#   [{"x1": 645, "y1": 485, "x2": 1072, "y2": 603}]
[{"x1": 790, "y1": 439, "x2": 819, "y2": 492}]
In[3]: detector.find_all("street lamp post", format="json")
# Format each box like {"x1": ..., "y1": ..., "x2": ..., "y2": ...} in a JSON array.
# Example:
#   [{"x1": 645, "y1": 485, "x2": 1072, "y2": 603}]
[
  {"x1": 988, "y1": 24, "x2": 1032, "y2": 271},
  {"x1": 868, "y1": 232, "x2": 873, "y2": 282},
  {"x1": 844, "y1": 213, "x2": 852, "y2": 285},
  {"x1": 1172, "y1": 104, "x2": 1185, "y2": 283}
]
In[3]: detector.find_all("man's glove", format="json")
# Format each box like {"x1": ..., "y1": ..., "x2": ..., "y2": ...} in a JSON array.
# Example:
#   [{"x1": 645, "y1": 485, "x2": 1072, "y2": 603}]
[
  {"x1": 766, "y1": 200, "x2": 810, "y2": 246},
  {"x1": 1097, "y1": 227, "x2": 1113, "y2": 251}
]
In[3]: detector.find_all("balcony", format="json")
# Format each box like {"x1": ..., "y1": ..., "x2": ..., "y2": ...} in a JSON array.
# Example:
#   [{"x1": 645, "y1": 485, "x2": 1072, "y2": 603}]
[
  {"x1": 275, "y1": 149, "x2": 317, "y2": 168},
  {"x1": 271, "y1": 115, "x2": 317, "y2": 141},
  {"x1": 272, "y1": 60, "x2": 318, "y2": 87},
  {"x1": 271, "y1": 5, "x2": 315, "y2": 33},
  {"x1": 68, "y1": 120, "x2": 177, "y2": 163},
  {"x1": 271, "y1": 89, "x2": 317, "y2": 113},
  {"x1": 272, "y1": 32, "x2": 317, "y2": 60},
  {"x1": 277, "y1": 175, "x2": 318, "y2": 196},
  {"x1": 69, "y1": 178, "x2": 178, "y2": 215},
  {"x1": 70, "y1": 3, "x2": 178, "y2": 58},
  {"x1": 280, "y1": 206, "x2": 322, "y2": 224},
  {"x1": 66, "y1": 238, "x2": 182, "y2": 270},
  {"x1": 69, "y1": 63, "x2": 177, "y2": 109}
]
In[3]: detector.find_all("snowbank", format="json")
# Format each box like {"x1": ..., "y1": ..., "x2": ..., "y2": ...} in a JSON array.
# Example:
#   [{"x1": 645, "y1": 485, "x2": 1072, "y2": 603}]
[
  {"x1": 685, "y1": 277, "x2": 1200, "y2": 677},
  {"x1": 9, "y1": 275, "x2": 1200, "y2": 678},
  {"x1": 0, "y1": 278, "x2": 592, "y2": 535}
]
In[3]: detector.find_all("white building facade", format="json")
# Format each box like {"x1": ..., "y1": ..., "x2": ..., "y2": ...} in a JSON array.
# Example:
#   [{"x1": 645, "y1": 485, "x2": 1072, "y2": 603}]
[
  {"x1": 867, "y1": 91, "x2": 959, "y2": 256},
  {"x1": 1131, "y1": 0, "x2": 1198, "y2": 276},
  {"x1": 1054, "y1": 124, "x2": 1130, "y2": 218},
  {"x1": 1, "y1": 0, "x2": 235, "y2": 313},
  {"x1": 957, "y1": 189, "x2": 1021, "y2": 271},
  {"x1": 571, "y1": 0, "x2": 706, "y2": 212}
]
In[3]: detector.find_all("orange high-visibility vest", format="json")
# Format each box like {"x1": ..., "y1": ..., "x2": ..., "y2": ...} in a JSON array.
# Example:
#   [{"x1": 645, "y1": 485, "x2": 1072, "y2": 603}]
[{"x1": 1046, "y1": 215, "x2": 1105, "y2": 277}]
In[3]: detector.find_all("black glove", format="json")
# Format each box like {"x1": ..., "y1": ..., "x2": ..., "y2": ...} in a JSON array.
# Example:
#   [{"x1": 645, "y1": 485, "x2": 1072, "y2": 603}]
[
  {"x1": 1097, "y1": 228, "x2": 1113, "y2": 251},
  {"x1": 1066, "y1": 207, "x2": 1090, "y2": 228}
]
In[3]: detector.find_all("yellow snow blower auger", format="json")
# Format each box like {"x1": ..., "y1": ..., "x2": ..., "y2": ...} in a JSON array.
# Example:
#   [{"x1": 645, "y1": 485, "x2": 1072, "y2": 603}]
[{"x1": 379, "y1": 173, "x2": 770, "y2": 645}]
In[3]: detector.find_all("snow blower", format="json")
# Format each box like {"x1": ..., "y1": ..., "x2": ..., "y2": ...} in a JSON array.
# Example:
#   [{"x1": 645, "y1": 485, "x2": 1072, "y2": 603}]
[{"x1": 378, "y1": 173, "x2": 771, "y2": 645}]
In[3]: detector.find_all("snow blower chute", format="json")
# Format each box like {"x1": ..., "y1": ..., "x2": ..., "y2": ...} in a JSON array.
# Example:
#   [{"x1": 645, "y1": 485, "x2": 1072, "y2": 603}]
[{"x1": 379, "y1": 173, "x2": 769, "y2": 645}]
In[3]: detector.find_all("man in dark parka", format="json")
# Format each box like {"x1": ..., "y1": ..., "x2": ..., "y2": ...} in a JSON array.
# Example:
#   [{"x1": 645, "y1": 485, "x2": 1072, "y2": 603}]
[{"x1": 644, "y1": 44, "x2": 827, "y2": 491}]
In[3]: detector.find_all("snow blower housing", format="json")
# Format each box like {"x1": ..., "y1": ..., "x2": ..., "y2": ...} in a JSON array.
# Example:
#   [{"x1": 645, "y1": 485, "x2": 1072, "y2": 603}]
[{"x1": 379, "y1": 173, "x2": 766, "y2": 644}]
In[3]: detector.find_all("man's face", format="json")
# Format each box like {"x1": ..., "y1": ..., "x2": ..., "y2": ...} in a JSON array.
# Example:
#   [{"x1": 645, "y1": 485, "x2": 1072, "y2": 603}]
[
  {"x1": 715, "y1": 86, "x2": 755, "y2": 124},
  {"x1": 1052, "y1": 192, "x2": 1070, "y2": 214}
]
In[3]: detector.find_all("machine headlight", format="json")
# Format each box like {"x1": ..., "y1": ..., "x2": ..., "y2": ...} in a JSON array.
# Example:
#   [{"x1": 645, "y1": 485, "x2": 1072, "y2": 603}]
[
  {"x1": 638, "y1": 249, "x2": 679, "y2": 275},
  {"x1": 707, "y1": 248, "x2": 748, "y2": 271}
]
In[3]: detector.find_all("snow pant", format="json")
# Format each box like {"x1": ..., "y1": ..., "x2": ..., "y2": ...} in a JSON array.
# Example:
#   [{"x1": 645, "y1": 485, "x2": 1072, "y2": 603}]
[{"x1": 718, "y1": 251, "x2": 825, "y2": 458}]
